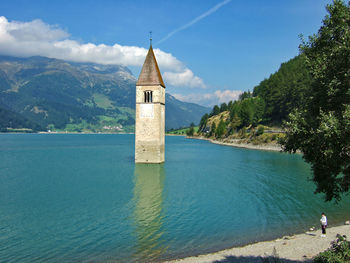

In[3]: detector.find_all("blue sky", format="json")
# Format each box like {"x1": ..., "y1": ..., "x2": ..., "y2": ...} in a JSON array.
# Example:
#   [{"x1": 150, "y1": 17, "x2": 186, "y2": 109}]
[{"x1": 0, "y1": 0, "x2": 332, "y2": 106}]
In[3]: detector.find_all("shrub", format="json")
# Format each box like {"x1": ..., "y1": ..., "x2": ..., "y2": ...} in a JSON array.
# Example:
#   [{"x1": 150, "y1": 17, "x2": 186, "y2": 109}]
[
  {"x1": 186, "y1": 127, "x2": 194, "y2": 136},
  {"x1": 239, "y1": 127, "x2": 247, "y2": 138},
  {"x1": 256, "y1": 125, "x2": 265, "y2": 136},
  {"x1": 313, "y1": 234, "x2": 350, "y2": 263}
]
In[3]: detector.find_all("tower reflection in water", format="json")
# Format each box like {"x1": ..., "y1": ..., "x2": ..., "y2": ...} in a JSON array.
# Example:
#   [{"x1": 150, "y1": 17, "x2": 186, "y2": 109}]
[{"x1": 133, "y1": 164, "x2": 167, "y2": 261}]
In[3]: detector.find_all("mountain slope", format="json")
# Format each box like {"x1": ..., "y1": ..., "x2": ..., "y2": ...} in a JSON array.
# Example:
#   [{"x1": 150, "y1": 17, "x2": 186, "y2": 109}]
[
  {"x1": 253, "y1": 55, "x2": 312, "y2": 123},
  {"x1": 165, "y1": 94, "x2": 210, "y2": 129},
  {"x1": 0, "y1": 55, "x2": 210, "y2": 132},
  {"x1": 0, "y1": 104, "x2": 44, "y2": 132}
]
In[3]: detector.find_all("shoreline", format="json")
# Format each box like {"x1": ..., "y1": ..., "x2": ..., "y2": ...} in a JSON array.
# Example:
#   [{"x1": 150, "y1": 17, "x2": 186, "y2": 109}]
[
  {"x1": 0, "y1": 131, "x2": 134, "y2": 135},
  {"x1": 187, "y1": 136, "x2": 283, "y2": 152},
  {"x1": 164, "y1": 223, "x2": 350, "y2": 263}
]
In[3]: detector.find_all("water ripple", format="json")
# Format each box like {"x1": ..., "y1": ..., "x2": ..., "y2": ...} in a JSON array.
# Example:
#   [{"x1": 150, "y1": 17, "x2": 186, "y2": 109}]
[{"x1": 1, "y1": 134, "x2": 350, "y2": 262}]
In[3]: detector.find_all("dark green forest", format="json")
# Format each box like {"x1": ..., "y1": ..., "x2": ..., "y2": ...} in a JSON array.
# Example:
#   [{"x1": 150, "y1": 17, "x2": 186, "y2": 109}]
[
  {"x1": 198, "y1": 54, "x2": 312, "y2": 137},
  {"x1": 0, "y1": 105, "x2": 44, "y2": 132}
]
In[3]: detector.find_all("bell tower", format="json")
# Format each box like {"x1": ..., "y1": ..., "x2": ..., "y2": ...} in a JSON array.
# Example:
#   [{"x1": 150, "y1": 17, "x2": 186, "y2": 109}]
[{"x1": 135, "y1": 43, "x2": 165, "y2": 163}]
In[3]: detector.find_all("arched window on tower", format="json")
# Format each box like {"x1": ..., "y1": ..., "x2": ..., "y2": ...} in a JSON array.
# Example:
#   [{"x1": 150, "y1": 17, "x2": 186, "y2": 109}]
[{"x1": 144, "y1": 91, "x2": 153, "y2": 103}]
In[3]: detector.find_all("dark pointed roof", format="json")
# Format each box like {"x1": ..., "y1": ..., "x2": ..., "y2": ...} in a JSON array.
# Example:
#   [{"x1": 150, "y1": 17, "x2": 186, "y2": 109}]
[{"x1": 137, "y1": 45, "x2": 165, "y2": 88}]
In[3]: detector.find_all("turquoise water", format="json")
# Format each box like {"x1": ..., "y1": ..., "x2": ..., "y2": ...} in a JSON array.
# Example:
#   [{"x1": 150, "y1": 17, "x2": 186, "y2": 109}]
[{"x1": 0, "y1": 134, "x2": 349, "y2": 262}]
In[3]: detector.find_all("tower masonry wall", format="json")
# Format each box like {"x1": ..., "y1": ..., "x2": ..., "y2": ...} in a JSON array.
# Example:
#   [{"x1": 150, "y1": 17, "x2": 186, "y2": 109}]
[
  {"x1": 135, "y1": 85, "x2": 165, "y2": 163},
  {"x1": 136, "y1": 85, "x2": 165, "y2": 104}
]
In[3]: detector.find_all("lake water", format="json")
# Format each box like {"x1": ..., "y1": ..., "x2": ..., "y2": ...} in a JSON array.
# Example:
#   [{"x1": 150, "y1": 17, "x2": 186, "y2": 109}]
[{"x1": 0, "y1": 134, "x2": 349, "y2": 262}]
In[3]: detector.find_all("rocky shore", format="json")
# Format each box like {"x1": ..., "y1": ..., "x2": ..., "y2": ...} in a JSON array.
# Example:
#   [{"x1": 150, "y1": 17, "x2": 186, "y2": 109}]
[
  {"x1": 188, "y1": 136, "x2": 283, "y2": 152},
  {"x1": 164, "y1": 223, "x2": 350, "y2": 263}
]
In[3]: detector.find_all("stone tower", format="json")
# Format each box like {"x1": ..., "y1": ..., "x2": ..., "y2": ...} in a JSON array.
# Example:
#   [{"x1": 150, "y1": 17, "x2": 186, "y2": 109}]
[{"x1": 135, "y1": 45, "x2": 165, "y2": 163}]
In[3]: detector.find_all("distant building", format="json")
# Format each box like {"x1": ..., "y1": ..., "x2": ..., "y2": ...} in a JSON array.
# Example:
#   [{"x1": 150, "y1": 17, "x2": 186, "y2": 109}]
[{"x1": 135, "y1": 44, "x2": 165, "y2": 163}]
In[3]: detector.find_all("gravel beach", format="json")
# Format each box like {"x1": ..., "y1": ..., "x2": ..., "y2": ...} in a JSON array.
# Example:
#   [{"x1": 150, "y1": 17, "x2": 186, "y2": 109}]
[{"x1": 164, "y1": 224, "x2": 350, "y2": 263}]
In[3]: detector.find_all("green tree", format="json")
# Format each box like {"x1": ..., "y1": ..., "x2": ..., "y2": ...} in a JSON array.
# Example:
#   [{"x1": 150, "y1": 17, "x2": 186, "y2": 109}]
[
  {"x1": 220, "y1": 103, "x2": 228, "y2": 112},
  {"x1": 210, "y1": 105, "x2": 220, "y2": 116},
  {"x1": 199, "y1": 113, "x2": 209, "y2": 132},
  {"x1": 230, "y1": 113, "x2": 241, "y2": 131},
  {"x1": 186, "y1": 126, "x2": 194, "y2": 136},
  {"x1": 228, "y1": 101, "x2": 233, "y2": 111},
  {"x1": 210, "y1": 122, "x2": 216, "y2": 137},
  {"x1": 281, "y1": 0, "x2": 350, "y2": 201},
  {"x1": 239, "y1": 100, "x2": 253, "y2": 127},
  {"x1": 251, "y1": 97, "x2": 265, "y2": 126},
  {"x1": 229, "y1": 101, "x2": 240, "y2": 121},
  {"x1": 216, "y1": 119, "x2": 226, "y2": 138},
  {"x1": 239, "y1": 91, "x2": 252, "y2": 101}
]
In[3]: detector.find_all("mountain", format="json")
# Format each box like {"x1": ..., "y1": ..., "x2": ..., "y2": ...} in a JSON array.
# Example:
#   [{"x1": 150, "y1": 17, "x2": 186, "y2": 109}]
[
  {"x1": 196, "y1": 55, "x2": 313, "y2": 139},
  {"x1": 0, "y1": 55, "x2": 210, "y2": 132},
  {"x1": 252, "y1": 55, "x2": 312, "y2": 123},
  {"x1": 0, "y1": 104, "x2": 43, "y2": 132},
  {"x1": 165, "y1": 94, "x2": 211, "y2": 129}
]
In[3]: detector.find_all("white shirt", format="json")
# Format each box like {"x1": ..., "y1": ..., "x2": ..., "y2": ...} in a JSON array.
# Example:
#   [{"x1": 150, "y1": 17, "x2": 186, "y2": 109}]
[{"x1": 320, "y1": 215, "x2": 327, "y2": 226}]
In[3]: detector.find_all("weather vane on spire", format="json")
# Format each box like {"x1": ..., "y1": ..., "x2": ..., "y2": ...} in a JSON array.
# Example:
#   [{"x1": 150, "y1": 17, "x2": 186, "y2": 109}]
[{"x1": 149, "y1": 31, "x2": 152, "y2": 46}]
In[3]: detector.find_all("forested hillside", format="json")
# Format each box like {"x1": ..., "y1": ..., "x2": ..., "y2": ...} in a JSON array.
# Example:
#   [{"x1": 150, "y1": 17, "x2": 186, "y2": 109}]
[
  {"x1": 0, "y1": 104, "x2": 43, "y2": 132},
  {"x1": 253, "y1": 55, "x2": 312, "y2": 123},
  {"x1": 197, "y1": 54, "x2": 312, "y2": 139},
  {"x1": 0, "y1": 55, "x2": 209, "y2": 132}
]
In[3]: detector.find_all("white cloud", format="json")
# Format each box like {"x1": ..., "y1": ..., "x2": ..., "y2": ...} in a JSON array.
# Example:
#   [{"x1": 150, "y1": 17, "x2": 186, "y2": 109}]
[
  {"x1": 214, "y1": 90, "x2": 242, "y2": 103},
  {"x1": 173, "y1": 89, "x2": 242, "y2": 107},
  {"x1": 3, "y1": 17, "x2": 69, "y2": 42},
  {"x1": 0, "y1": 16, "x2": 205, "y2": 89},
  {"x1": 163, "y1": 69, "x2": 206, "y2": 88}
]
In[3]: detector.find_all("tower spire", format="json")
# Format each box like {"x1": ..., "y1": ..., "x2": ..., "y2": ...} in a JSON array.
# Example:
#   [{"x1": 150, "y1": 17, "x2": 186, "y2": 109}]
[
  {"x1": 136, "y1": 40, "x2": 165, "y2": 88},
  {"x1": 149, "y1": 31, "x2": 152, "y2": 46},
  {"x1": 135, "y1": 33, "x2": 166, "y2": 164}
]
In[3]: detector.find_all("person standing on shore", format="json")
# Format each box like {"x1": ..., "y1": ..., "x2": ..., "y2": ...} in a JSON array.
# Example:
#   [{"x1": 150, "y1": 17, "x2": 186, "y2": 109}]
[{"x1": 320, "y1": 213, "x2": 327, "y2": 237}]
